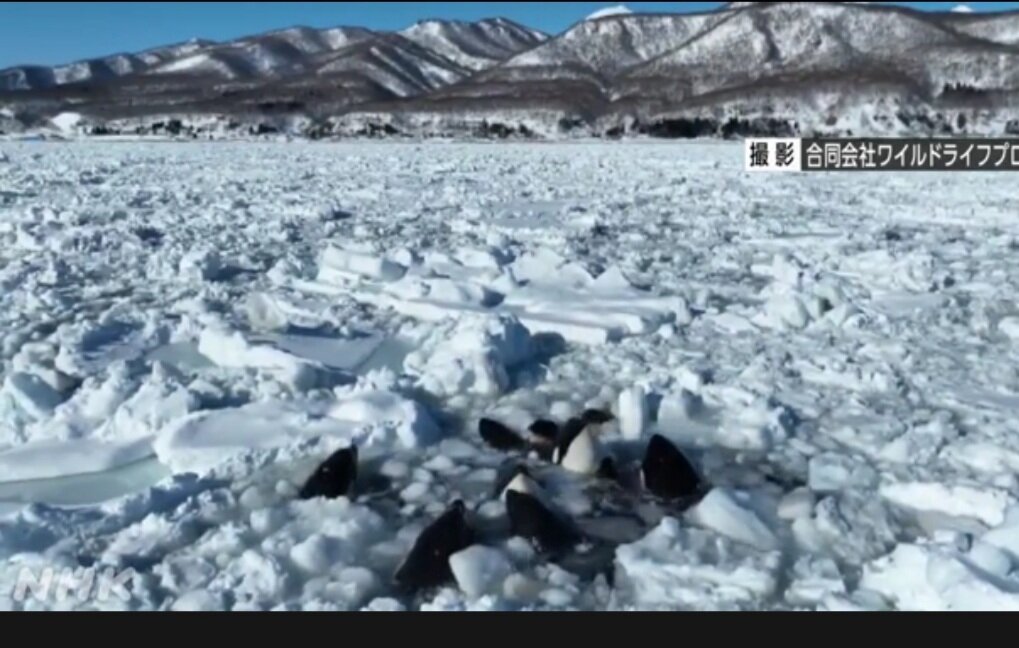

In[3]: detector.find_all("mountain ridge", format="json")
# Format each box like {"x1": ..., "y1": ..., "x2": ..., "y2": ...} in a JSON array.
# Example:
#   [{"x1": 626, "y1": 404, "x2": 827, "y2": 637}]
[{"x1": 4, "y1": 3, "x2": 1019, "y2": 139}]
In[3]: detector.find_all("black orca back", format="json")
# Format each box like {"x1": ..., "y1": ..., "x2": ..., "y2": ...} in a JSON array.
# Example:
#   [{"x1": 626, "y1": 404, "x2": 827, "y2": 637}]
[
  {"x1": 479, "y1": 418, "x2": 528, "y2": 452},
  {"x1": 394, "y1": 501, "x2": 475, "y2": 592},
  {"x1": 641, "y1": 434, "x2": 701, "y2": 499},
  {"x1": 528, "y1": 419, "x2": 559, "y2": 441},
  {"x1": 527, "y1": 420, "x2": 558, "y2": 461},
  {"x1": 505, "y1": 490, "x2": 582, "y2": 555},
  {"x1": 581, "y1": 409, "x2": 615, "y2": 425},
  {"x1": 299, "y1": 445, "x2": 358, "y2": 500}
]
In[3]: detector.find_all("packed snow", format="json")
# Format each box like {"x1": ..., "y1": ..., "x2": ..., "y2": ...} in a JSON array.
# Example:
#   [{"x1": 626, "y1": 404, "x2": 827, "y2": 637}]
[{"x1": 0, "y1": 140, "x2": 1018, "y2": 611}]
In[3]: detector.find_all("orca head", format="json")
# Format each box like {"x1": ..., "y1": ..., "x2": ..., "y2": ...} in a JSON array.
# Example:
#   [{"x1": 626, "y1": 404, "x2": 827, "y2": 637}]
[
  {"x1": 528, "y1": 419, "x2": 559, "y2": 441},
  {"x1": 393, "y1": 500, "x2": 474, "y2": 593},
  {"x1": 298, "y1": 444, "x2": 359, "y2": 500},
  {"x1": 479, "y1": 418, "x2": 528, "y2": 452},
  {"x1": 520, "y1": 420, "x2": 556, "y2": 459},
  {"x1": 581, "y1": 409, "x2": 615, "y2": 426},
  {"x1": 641, "y1": 434, "x2": 701, "y2": 499}
]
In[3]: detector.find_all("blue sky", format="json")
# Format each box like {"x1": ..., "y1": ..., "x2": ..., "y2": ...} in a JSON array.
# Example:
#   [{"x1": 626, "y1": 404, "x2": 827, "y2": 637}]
[{"x1": 1, "y1": 2, "x2": 1017, "y2": 69}]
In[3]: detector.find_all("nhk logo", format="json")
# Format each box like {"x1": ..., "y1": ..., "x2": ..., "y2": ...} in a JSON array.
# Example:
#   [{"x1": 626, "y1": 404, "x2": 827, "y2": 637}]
[{"x1": 11, "y1": 566, "x2": 135, "y2": 604}]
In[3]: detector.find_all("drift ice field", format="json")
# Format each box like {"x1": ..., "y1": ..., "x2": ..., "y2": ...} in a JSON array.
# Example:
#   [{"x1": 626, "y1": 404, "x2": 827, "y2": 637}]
[{"x1": 1, "y1": 139, "x2": 1019, "y2": 611}]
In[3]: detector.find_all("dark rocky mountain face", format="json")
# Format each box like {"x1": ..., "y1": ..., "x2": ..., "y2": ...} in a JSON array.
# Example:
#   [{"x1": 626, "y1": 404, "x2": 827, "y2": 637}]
[{"x1": 3, "y1": 2, "x2": 1019, "y2": 139}]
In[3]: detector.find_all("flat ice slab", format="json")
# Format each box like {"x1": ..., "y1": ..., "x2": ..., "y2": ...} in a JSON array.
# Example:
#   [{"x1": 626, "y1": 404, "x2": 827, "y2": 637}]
[{"x1": 0, "y1": 437, "x2": 155, "y2": 483}]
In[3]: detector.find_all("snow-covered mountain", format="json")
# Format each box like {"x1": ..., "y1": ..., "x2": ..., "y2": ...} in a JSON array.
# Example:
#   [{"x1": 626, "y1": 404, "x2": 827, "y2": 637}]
[
  {"x1": 0, "y1": 39, "x2": 216, "y2": 91},
  {"x1": 385, "y1": 2, "x2": 1019, "y2": 137},
  {"x1": 0, "y1": 19, "x2": 542, "y2": 92},
  {"x1": 3, "y1": 3, "x2": 1019, "y2": 138},
  {"x1": 624, "y1": 3, "x2": 1019, "y2": 94}
]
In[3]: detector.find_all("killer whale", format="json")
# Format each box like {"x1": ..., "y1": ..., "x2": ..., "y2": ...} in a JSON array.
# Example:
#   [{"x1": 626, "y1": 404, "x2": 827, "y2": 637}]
[
  {"x1": 479, "y1": 418, "x2": 529, "y2": 452},
  {"x1": 394, "y1": 500, "x2": 476, "y2": 593},
  {"x1": 299, "y1": 445, "x2": 358, "y2": 500},
  {"x1": 641, "y1": 434, "x2": 702, "y2": 500},
  {"x1": 505, "y1": 490, "x2": 582, "y2": 555}
]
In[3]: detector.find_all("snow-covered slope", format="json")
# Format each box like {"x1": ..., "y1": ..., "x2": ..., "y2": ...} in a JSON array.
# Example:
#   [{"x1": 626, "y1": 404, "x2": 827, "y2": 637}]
[
  {"x1": 943, "y1": 11, "x2": 1019, "y2": 46},
  {"x1": 137, "y1": 38, "x2": 218, "y2": 66},
  {"x1": 0, "y1": 66, "x2": 56, "y2": 92},
  {"x1": 313, "y1": 35, "x2": 472, "y2": 97},
  {"x1": 503, "y1": 12, "x2": 729, "y2": 76},
  {"x1": 149, "y1": 27, "x2": 377, "y2": 80},
  {"x1": 52, "y1": 56, "x2": 142, "y2": 84},
  {"x1": 400, "y1": 18, "x2": 547, "y2": 72},
  {"x1": 0, "y1": 54, "x2": 154, "y2": 91}
]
